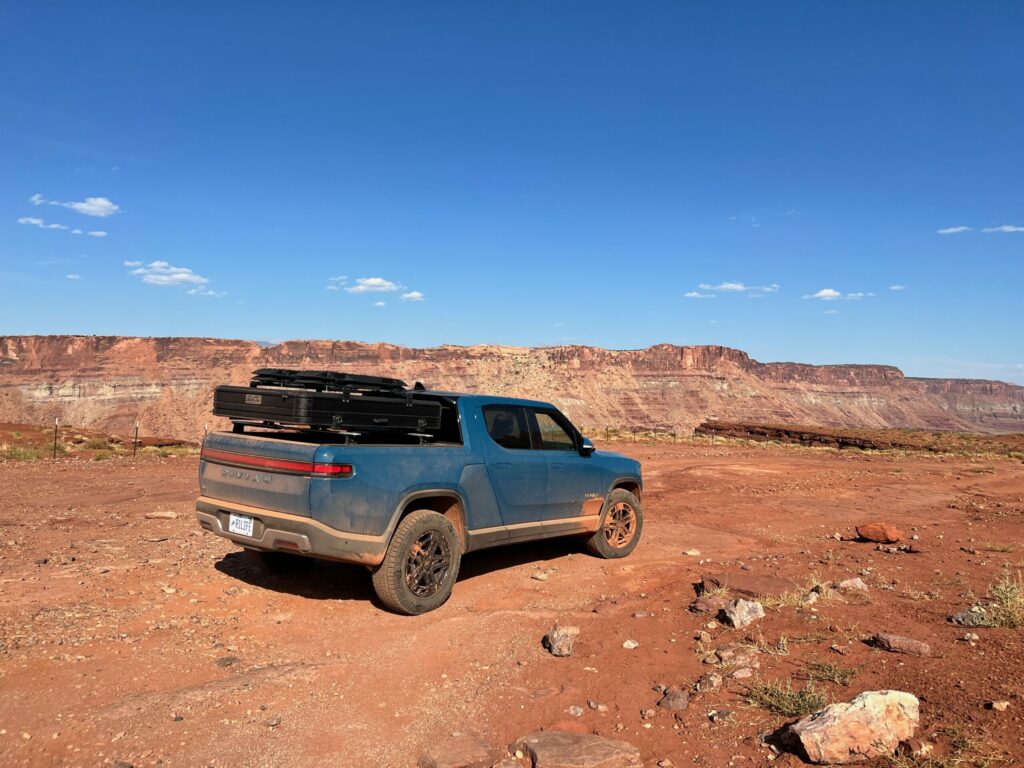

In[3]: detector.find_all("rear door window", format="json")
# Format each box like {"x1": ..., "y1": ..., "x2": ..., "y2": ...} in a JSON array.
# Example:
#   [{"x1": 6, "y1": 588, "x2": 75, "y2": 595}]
[
  {"x1": 483, "y1": 406, "x2": 532, "y2": 450},
  {"x1": 532, "y1": 410, "x2": 577, "y2": 451}
]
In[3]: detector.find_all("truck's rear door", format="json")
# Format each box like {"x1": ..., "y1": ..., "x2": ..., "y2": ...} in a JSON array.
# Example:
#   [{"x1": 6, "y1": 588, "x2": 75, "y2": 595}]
[{"x1": 199, "y1": 431, "x2": 322, "y2": 517}]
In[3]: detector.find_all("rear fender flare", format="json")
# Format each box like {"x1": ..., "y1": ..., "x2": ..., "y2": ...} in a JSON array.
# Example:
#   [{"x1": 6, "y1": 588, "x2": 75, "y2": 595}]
[{"x1": 383, "y1": 489, "x2": 468, "y2": 552}]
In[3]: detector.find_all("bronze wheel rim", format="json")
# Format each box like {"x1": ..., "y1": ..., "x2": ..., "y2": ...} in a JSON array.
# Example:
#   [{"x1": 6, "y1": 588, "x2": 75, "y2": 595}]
[
  {"x1": 603, "y1": 502, "x2": 637, "y2": 548},
  {"x1": 404, "y1": 530, "x2": 452, "y2": 598}
]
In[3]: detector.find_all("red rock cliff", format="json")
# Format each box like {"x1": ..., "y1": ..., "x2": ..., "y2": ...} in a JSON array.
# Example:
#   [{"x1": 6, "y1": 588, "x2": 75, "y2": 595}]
[{"x1": 0, "y1": 335, "x2": 1021, "y2": 439}]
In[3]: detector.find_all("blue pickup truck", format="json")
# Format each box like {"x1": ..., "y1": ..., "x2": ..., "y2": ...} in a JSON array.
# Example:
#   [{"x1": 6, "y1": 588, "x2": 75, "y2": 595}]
[{"x1": 195, "y1": 378, "x2": 643, "y2": 615}]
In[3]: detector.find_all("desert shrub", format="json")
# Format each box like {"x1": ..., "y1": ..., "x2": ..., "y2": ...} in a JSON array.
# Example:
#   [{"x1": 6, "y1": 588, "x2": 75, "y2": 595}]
[
  {"x1": 985, "y1": 567, "x2": 1024, "y2": 629},
  {"x1": 745, "y1": 679, "x2": 826, "y2": 717},
  {"x1": 82, "y1": 437, "x2": 115, "y2": 451},
  {"x1": 1, "y1": 446, "x2": 45, "y2": 461},
  {"x1": 802, "y1": 661, "x2": 856, "y2": 686}
]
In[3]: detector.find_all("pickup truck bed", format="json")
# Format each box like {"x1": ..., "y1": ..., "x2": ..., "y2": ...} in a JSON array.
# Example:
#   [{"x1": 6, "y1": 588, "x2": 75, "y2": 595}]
[{"x1": 196, "y1": 391, "x2": 643, "y2": 614}]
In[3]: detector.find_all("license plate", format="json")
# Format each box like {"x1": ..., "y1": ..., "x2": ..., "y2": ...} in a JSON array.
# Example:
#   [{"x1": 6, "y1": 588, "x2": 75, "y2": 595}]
[{"x1": 228, "y1": 513, "x2": 255, "y2": 537}]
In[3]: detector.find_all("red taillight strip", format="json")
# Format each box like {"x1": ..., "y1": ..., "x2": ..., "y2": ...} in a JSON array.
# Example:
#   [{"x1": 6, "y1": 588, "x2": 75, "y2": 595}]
[{"x1": 201, "y1": 447, "x2": 352, "y2": 478}]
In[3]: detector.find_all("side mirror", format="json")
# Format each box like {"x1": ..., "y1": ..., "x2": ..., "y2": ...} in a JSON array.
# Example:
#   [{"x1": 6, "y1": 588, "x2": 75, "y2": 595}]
[{"x1": 579, "y1": 436, "x2": 595, "y2": 457}]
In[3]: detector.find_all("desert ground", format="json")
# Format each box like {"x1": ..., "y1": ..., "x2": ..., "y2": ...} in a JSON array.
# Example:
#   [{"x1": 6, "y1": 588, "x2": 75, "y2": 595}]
[{"x1": 1, "y1": 435, "x2": 1023, "y2": 767}]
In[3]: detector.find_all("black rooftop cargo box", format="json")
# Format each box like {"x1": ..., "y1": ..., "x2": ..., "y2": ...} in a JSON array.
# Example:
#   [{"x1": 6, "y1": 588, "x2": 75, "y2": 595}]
[{"x1": 212, "y1": 369, "x2": 442, "y2": 433}]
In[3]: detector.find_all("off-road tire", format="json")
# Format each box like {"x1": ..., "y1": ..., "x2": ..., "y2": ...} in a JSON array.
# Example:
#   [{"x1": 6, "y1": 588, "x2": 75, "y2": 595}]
[
  {"x1": 371, "y1": 510, "x2": 462, "y2": 615},
  {"x1": 245, "y1": 548, "x2": 314, "y2": 574},
  {"x1": 585, "y1": 489, "x2": 643, "y2": 559}
]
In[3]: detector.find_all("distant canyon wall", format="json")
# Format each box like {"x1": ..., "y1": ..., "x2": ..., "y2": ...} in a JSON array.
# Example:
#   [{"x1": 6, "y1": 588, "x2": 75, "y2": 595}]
[{"x1": 0, "y1": 335, "x2": 1021, "y2": 440}]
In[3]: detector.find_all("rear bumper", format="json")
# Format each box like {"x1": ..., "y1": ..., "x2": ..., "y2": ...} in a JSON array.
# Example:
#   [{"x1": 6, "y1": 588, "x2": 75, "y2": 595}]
[{"x1": 195, "y1": 496, "x2": 388, "y2": 567}]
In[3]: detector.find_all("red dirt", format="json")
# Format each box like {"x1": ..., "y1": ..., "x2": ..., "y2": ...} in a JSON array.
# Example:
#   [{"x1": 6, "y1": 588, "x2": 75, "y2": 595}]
[{"x1": 1, "y1": 441, "x2": 1023, "y2": 767}]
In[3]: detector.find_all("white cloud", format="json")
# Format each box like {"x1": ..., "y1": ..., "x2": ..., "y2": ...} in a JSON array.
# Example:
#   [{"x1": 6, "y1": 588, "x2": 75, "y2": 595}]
[
  {"x1": 187, "y1": 287, "x2": 227, "y2": 298},
  {"x1": 326, "y1": 275, "x2": 348, "y2": 291},
  {"x1": 824, "y1": 309, "x2": 840, "y2": 315},
  {"x1": 31, "y1": 193, "x2": 120, "y2": 217},
  {"x1": 400, "y1": 291, "x2": 425, "y2": 301},
  {"x1": 981, "y1": 225, "x2": 1024, "y2": 233},
  {"x1": 937, "y1": 225, "x2": 971, "y2": 235},
  {"x1": 373, "y1": 301, "x2": 386, "y2": 307},
  {"x1": 18, "y1": 216, "x2": 67, "y2": 230},
  {"x1": 18, "y1": 216, "x2": 107, "y2": 237},
  {"x1": 66, "y1": 273, "x2": 82, "y2": 280},
  {"x1": 804, "y1": 288, "x2": 842, "y2": 300},
  {"x1": 846, "y1": 292, "x2": 876, "y2": 300},
  {"x1": 700, "y1": 281, "x2": 747, "y2": 292},
  {"x1": 692, "y1": 281, "x2": 779, "y2": 298},
  {"x1": 346, "y1": 277, "x2": 400, "y2": 293},
  {"x1": 123, "y1": 260, "x2": 142, "y2": 267},
  {"x1": 128, "y1": 260, "x2": 208, "y2": 286},
  {"x1": 889, "y1": 284, "x2": 905, "y2": 291}
]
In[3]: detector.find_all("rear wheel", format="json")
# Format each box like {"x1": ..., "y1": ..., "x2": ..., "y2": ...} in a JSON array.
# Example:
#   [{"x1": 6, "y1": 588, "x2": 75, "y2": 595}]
[
  {"x1": 372, "y1": 510, "x2": 462, "y2": 615},
  {"x1": 585, "y1": 489, "x2": 643, "y2": 559}
]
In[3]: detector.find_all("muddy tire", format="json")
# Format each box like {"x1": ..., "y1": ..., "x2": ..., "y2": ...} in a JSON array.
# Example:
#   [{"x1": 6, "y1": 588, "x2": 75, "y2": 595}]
[
  {"x1": 245, "y1": 548, "x2": 314, "y2": 574},
  {"x1": 585, "y1": 489, "x2": 643, "y2": 559},
  {"x1": 371, "y1": 510, "x2": 462, "y2": 615}
]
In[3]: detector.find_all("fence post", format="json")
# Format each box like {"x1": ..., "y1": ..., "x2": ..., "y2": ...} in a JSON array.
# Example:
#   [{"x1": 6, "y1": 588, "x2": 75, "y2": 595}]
[
  {"x1": 133, "y1": 421, "x2": 139, "y2": 457},
  {"x1": 52, "y1": 417, "x2": 59, "y2": 460}
]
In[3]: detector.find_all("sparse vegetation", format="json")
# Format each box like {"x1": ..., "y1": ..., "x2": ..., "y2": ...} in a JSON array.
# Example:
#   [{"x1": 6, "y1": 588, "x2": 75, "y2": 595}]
[
  {"x1": 903, "y1": 587, "x2": 943, "y2": 602},
  {"x1": 803, "y1": 661, "x2": 857, "y2": 686},
  {"x1": 92, "y1": 450, "x2": 114, "y2": 461},
  {"x1": 760, "y1": 591, "x2": 805, "y2": 609},
  {"x1": 755, "y1": 632, "x2": 790, "y2": 656},
  {"x1": 983, "y1": 567, "x2": 1024, "y2": 629},
  {"x1": 982, "y1": 543, "x2": 1015, "y2": 554},
  {"x1": 82, "y1": 437, "x2": 115, "y2": 451},
  {"x1": 139, "y1": 444, "x2": 199, "y2": 458},
  {"x1": 1, "y1": 445, "x2": 46, "y2": 461},
  {"x1": 745, "y1": 679, "x2": 827, "y2": 717},
  {"x1": 887, "y1": 726, "x2": 1003, "y2": 768}
]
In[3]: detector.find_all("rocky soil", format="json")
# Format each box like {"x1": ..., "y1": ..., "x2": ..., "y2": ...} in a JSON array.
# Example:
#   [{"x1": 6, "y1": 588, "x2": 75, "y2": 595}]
[
  {"x1": 3, "y1": 335, "x2": 1024, "y2": 441},
  {"x1": 1, "y1": 439, "x2": 1023, "y2": 767}
]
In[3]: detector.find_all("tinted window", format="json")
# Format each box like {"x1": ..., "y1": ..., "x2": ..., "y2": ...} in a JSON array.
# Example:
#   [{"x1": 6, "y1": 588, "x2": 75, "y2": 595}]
[
  {"x1": 483, "y1": 406, "x2": 531, "y2": 450},
  {"x1": 534, "y1": 411, "x2": 576, "y2": 451}
]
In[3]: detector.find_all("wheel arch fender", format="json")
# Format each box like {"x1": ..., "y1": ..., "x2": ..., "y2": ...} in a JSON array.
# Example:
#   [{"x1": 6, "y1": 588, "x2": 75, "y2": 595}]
[{"x1": 385, "y1": 489, "x2": 469, "y2": 552}]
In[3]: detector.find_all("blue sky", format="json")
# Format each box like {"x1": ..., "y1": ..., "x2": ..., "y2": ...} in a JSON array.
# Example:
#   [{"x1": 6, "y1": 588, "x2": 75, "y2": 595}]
[{"x1": 1, "y1": 2, "x2": 1022, "y2": 382}]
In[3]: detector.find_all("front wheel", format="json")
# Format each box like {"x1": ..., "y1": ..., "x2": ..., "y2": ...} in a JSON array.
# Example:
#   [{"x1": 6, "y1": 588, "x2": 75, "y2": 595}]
[
  {"x1": 585, "y1": 489, "x2": 643, "y2": 559},
  {"x1": 371, "y1": 510, "x2": 462, "y2": 615}
]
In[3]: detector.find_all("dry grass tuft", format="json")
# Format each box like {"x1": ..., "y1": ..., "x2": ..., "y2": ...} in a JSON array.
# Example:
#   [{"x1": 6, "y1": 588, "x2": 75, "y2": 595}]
[
  {"x1": 887, "y1": 726, "x2": 1003, "y2": 768},
  {"x1": 745, "y1": 679, "x2": 826, "y2": 717},
  {"x1": 802, "y1": 660, "x2": 857, "y2": 686}
]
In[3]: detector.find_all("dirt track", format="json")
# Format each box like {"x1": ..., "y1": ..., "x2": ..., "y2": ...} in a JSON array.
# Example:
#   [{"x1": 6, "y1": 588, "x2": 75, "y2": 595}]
[{"x1": 1, "y1": 442, "x2": 1023, "y2": 767}]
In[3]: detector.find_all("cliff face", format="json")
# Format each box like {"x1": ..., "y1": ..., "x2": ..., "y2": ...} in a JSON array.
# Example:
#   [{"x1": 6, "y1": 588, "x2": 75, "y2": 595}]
[{"x1": 0, "y1": 335, "x2": 1021, "y2": 440}]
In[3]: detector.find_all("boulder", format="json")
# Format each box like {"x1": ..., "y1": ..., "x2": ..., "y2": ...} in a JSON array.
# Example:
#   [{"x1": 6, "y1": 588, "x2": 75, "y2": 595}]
[
  {"x1": 835, "y1": 578, "x2": 868, "y2": 592},
  {"x1": 871, "y1": 633, "x2": 931, "y2": 657},
  {"x1": 787, "y1": 690, "x2": 919, "y2": 764},
  {"x1": 695, "y1": 672, "x2": 723, "y2": 692},
  {"x1": 657, "y1": 688, "x2": 690, "y2": 711},
  {"x1": 714, "y1": 643, "x2": 759, "y2": 668},
  {"x1": 418, "y1": 733, "x2": 492, "y2": 768},
  {"x1": 855, "y1": 522, "x2": 905, "y2": 544},
  {"x1": 690, "y1": 596, "x2": 731, "y2": 614},
  {"x1": 699, "y1": 573, "x2": 798, "y2": 599},
  {"x1": 950, "y1": 606, "x2": 990, "y2": 627},
  {"x1": 510, "y1": 731, "x2": 643, "y2": 768},
  {"x1": 720, "y1": 599, "x2": 765, "y2": 629},
  {"x1": 543, "y1": 625, "x2": 580, "y2": 657}
]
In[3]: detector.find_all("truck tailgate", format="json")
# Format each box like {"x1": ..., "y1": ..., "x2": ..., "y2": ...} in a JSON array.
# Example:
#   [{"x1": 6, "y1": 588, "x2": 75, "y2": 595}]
[{"x1": 199, "y1": 432, "x2": 318, "y2": 516}]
